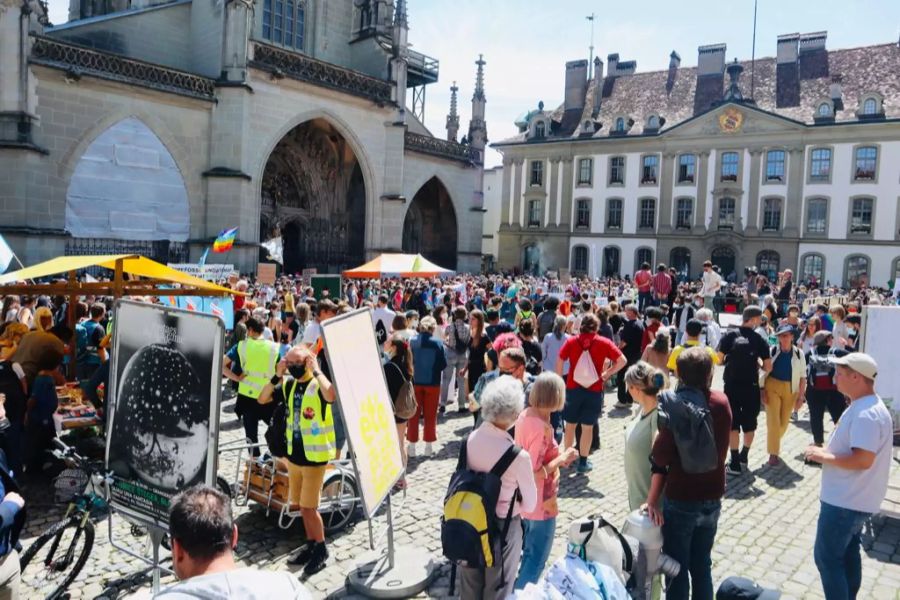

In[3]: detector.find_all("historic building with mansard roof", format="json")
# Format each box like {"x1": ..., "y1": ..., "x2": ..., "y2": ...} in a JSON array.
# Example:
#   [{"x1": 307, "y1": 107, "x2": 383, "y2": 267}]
[
  {"x1": 0, "y1": 0, "x2": 486, "y2": 274},
  {"x1": 490, "y1": 33, "x2": 900, "y2": 288}
]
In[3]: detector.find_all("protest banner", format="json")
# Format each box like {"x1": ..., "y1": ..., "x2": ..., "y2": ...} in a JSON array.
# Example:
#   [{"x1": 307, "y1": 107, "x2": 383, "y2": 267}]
[
  {"x1": 321, "y1": 308, "x2": 403, "y2": 518},
  {"x1": 106, "y1": 301, "x2": 223, "y2": 528},
  {"x1": 257, "y1": 262, "x2": 277, "y2": 285},
  {"x1": 862, "y1": 306, "x2": 900, "y2": 426},
  {"x1": 159, "y1": 295, "x2": 234, "y2": 329},
  {"x1": 718, "y1": 313, "x2": 743, "y2": 329},
  {"x1": 167, "y1": 263, "x2": 234, "y2": 281}
]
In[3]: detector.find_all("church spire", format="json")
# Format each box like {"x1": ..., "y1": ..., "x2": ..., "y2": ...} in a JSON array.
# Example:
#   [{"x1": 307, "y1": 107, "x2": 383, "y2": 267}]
[
  {"x1": 467, "y1": 55, "x2": 487, "y2": 163},
  {"x1": 446, "y1": 81, "x2": 460, "y2": 142},
  {"x1": 394, "y1": 0, "x2": 408, "y2": 26}
]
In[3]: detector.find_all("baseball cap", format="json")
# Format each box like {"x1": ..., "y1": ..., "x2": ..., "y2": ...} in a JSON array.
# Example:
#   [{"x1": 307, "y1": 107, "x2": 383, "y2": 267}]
[
  {"x1": 813, "y1": 330, "x2": 832, "y2": 346},
  {"x1": 831, "y1": 353, "x2": 878, "y2": 379},
  {"x1": 774, "y1": 324, "x2": 794, "y2": 336},
  {"x1": 717, "y1": 576, "x2": 781, "y2": 599}
]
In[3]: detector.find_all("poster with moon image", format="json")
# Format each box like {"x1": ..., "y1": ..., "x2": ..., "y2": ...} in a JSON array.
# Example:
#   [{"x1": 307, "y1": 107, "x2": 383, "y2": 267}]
[
  {"x1": 321, "y1": 308, "x2": 404, "y2": 518},
  {"x1": 105, "y1": 300, "x2": 224, "y2": 528}
]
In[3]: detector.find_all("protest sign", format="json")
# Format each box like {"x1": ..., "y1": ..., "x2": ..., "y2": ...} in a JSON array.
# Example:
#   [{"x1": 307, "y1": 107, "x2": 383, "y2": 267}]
[
  {"x1": 167, "y1": 263, "x2": 234, "y2": 281},
  {"x1": 321, "y1": 308, "x2": 403, "y2": 518},
  {"x1": 106, "y1": 301, "x2": 223, "y2": 528},
  {"x1": 862, "y1": 306, "x2": 900, "y2": 421},
  {"x1": 311, "y1": 274, "x2": 341, "y2": 300},
  {"x1": 159, "y1": 295, "x2": 234, "y2": 329},
  {"x1": 257, "y1": 262, "x2": 277, "y2": 285}
]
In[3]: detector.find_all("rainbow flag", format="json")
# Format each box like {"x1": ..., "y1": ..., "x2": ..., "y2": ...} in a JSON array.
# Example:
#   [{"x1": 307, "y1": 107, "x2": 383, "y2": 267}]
[{"x1": 212, "y1": 227, "x2": 237, "y2": 253}]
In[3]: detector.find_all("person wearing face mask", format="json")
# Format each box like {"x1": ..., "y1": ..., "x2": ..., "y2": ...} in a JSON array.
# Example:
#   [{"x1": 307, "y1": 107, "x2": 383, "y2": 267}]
[{"x1": 258, "y1": 345, "x2": 336, "y2": 577}]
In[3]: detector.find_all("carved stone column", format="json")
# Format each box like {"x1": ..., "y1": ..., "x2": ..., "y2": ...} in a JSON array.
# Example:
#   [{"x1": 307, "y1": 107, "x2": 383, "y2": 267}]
[
  {"x1": 784, "y1": 146, "x2": 805, "y2": 236},
  {"x1": 511, "y1": 158, "x2": 524, "y2": 228},
  {"x1": 500, "y1": 158, "x2": 513, "y2": 227},
  {"x1": 559, "y1": 158, "x2": 574, "y2": 228},
  {"x1": 745, "y1": 148, "x2": 763, "y2": 235},
  {"x1": 693, "y1": 151, "x2": 710, "y2": 233},
  {"x1": 548, "y1": 157, "x2": 561, "y2": 226},
  {"x1": 221, "y1": 0, "x2": 254, "y2": 83},
  {"x1": 658, "y1": 151, "x2": 676, "y2": 233}
]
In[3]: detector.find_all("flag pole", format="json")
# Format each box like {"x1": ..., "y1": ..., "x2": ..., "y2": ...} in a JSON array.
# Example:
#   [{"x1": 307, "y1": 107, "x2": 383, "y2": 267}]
[{"x1": 750, "y1": 0, "x2": 758, "y2": 100}]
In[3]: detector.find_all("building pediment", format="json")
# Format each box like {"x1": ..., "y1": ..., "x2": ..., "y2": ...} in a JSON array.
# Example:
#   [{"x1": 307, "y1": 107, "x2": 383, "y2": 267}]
[{"x1": 663, "y1": 103, "x2": 805, "y2": 139}]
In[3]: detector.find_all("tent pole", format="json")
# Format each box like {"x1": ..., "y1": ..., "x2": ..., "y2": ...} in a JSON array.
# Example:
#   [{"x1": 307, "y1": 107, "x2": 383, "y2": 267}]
[
  {"x1": 113, "y1": 258, "x2": 124, "y2": 299},
  {"x1": 67, "y1": 270, "x2": 77, "y2": 380}
]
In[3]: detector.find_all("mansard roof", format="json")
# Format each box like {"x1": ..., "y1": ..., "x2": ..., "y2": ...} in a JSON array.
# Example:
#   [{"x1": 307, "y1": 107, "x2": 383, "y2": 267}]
[{"x1": 495, "y1": 41, "x2": 900, "y2": 146}]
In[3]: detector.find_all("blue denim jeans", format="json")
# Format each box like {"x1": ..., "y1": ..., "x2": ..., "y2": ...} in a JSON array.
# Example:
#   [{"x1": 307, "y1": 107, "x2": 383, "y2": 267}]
[
  {"x1": 662, "y1": 499, "x2": 720, "y2": 600},
  {"x1": 814, "y1": 501, "x2": 871, "y2": 600},
  {"x1": 515, "y1": 517, "x2": 556, "y2": 589}
]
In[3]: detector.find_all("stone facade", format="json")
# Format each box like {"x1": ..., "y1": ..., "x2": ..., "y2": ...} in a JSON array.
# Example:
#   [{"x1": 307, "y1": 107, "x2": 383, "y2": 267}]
[
  {"x1": 491, "y1": 34, "x2": 900, "y2": 287},
  {"x1": 0, "y1": 0, "x2": 485, "y2": 274}
]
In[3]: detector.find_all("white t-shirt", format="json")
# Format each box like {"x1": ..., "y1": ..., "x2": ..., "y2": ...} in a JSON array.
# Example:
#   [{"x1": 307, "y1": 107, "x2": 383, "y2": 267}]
[
  {"x1": 301, "y1": 321, "x2": 323, "y2": 347},
  {"x1": 371, "y1": 306, "x2": 396, "y2": 343},
  {"x1": 701, "y1": 270, "x2": 722, "y2": 297},
  {"x1": 155, "y1": 567, "x2": 312, "y2": 599},
  {"x1": 821, "y1": 394, "x2": 893, "y2": 514}
]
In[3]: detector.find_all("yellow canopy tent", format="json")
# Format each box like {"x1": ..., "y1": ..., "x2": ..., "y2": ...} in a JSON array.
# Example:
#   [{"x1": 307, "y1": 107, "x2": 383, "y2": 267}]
[
  {"x1": 0, "y1": 254, "x2": 243, "y2": 378},
  {"x1": 342, "y1": 253, "x2": 454, "y2": 278}
]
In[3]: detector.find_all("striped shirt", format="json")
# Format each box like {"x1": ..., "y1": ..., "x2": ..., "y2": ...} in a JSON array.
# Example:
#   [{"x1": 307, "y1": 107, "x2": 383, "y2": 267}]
[{"x1": 652, "y1": 272, "x2": 672, "y2": 297}]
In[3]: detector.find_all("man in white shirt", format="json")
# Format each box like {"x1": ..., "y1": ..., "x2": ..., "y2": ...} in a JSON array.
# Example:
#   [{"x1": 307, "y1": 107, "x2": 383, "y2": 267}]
[
  {"x1": 157, "y1": 485, "x2": 311, "y2": 599},
  {"x1": 804, "y1": 353, "x2": 892, "y2": 600},
  {"x1": 700, "y1": 261, "x2": 722, "y2": 315},
  {"x1": 371, "y1": 294, "x2": 396, "y2": 347}
]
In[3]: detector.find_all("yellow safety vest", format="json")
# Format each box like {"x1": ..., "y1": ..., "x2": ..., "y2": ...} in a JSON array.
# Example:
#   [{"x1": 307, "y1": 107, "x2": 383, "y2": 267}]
[
  {"x1": 284, "y1": 378, "x2": 335, "y2": 462},
  {"x1": 236, "y1": 337, "x2": 279, "y2": 399}
]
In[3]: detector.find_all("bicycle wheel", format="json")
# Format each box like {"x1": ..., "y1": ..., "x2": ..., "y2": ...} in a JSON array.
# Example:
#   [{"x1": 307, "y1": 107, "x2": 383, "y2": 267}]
[
  {"x1": 20, "y1": 515, "x2": 95, "y2": 600},
  {"x1": 321, "y1": 470, "x2": 359, "y2": 535}
]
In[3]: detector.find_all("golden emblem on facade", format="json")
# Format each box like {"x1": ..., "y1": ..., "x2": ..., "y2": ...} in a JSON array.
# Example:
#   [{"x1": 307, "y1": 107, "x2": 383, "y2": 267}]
[{"x1": 718, "y1": 107, "x2": 744, "y2": 133}]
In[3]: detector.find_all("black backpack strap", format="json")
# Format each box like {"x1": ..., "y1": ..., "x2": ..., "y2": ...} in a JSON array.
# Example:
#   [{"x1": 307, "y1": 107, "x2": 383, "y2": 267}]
[
  {"x1": 456, "y1": 435, "x2": 470, "y2": 472},
  {"x1": 586, "y1": 515, "x2": 635, "y2": 576},
  {"x1": 489, "y1": 444, "x2": 522, "y2": 478},
  {"x1": 495, "y1": 487, "x2": 521, "y2": 592}
]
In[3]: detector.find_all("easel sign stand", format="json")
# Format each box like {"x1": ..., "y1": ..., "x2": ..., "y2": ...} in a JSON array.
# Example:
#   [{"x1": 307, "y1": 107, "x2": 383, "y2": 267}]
[{"x1": 321, "y1": 308, "x2": 438, "y2": 598}]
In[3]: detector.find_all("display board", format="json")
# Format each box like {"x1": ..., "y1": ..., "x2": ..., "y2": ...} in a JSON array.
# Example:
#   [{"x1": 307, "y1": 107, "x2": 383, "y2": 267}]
[
  {"x1": 106, "y1": 301, "x2": 224, "y2": 528},
  {"x1": 311, "y1": 274, "x2": 342, "y2": 300},
  {"x1": 862, "y1": 306, "x2": 900, "y2": 429},
  {"x1": 321, "y1": 308, "x2": 403, "y2": 518},
  {"x1": 718, "y1": 313, "x2": 743, "y2": 329}
]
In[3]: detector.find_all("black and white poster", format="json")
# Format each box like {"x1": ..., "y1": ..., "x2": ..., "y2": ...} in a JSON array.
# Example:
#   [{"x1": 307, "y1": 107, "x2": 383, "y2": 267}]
[{"x1": 106, "y1": 300, "x2": 224, "y2": 528}]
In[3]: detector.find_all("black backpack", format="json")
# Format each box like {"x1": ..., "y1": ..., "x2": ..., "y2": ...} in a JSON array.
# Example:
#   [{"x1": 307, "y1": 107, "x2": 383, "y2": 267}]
[
  {"x1": 658, "y1": 387, "x2": 719, "y2": 474},
  {"x1": 807, "y1": 350, "x2": 838, "y2": 391},
  {"x1": 537, "y1": 310, "x2": 556, "y2": 341},
  {"x1": 724, "y1": 330, "x2": 762, "y2": 384},
  {"x1": 442, "y1": 437, "x2": 521, "y2": 594}
]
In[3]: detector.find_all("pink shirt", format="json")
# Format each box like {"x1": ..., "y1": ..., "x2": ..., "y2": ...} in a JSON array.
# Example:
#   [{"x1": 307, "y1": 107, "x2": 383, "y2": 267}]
[
  {"x1": 514, "y1": 409, "x2": 560, "y2": 521},
  {"x1": 466, "y1": 422, "x2": 537, "y2": 519}
]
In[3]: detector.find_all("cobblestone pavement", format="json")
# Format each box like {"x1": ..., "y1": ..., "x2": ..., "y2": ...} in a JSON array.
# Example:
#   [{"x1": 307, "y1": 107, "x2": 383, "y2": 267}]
[{"x1": 19, "y1": 370, "x2": 900, "y2": 599}]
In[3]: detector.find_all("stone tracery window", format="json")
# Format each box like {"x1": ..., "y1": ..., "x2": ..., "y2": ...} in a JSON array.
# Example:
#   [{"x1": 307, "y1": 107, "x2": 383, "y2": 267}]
[{"x1": 263, "y1": 0, "x2": 305, "y2": 50}]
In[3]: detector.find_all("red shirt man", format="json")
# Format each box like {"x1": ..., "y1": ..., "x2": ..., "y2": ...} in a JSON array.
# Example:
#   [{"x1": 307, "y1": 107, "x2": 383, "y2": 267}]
[
  {"x1": 634, "y1": 268, "x2": 653, "y2": 293},
  {"x1": 558, "y1": 329, "x2": 625, "y2": 393},
  {"x1": 652, "y1": 266, "x2": 672, "y2": 301}
]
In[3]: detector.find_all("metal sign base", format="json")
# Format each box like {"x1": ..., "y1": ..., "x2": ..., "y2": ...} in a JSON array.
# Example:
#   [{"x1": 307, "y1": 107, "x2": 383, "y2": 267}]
[{"x1": 346, "y1": 546, "x2": 438, "y2": 598}]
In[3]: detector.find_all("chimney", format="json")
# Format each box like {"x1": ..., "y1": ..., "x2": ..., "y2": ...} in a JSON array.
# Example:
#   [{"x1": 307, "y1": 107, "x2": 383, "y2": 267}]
[
  {"x1": 776, "y1": 33, "x2": 801, "y2": 107},
  {"x1": 830, "y1": 74, "x2": 844, "y2": 111},
  {"x1": 799, "y1": 31, "x2": 827, "y2": 53},
  {"x1": 591, "y1": 56, "x2": 604, "y2": 117},
  {"x1": 607, "y1": 53, "x2": 619, "y2": 75},
  {"x1": 777, "y1": 33, "x2": 800, "y2": 64},
  {"x1": 697, "y1": 43, "x2": 726, "y2": 76},
  {"x1": 666, "y1": 50, "x2": 681, "y2": 93},
  {"x1": 564, "y1": 59, "x2": 588, "y2": 111}
]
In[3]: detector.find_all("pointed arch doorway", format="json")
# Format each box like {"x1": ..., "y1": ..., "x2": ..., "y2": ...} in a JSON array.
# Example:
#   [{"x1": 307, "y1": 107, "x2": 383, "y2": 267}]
[{"x1": 402, "y1": 177, "x2": 458, "y2": 270}]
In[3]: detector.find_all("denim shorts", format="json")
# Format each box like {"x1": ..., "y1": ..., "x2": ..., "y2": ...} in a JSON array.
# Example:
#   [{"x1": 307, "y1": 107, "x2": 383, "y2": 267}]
[{"x1": 562, "y1": 387, "x2": 604, "y2": 425}]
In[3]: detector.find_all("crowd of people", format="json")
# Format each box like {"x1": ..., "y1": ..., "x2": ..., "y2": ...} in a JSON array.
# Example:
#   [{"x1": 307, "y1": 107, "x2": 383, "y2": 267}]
[{"x1": 0, "y1": 259, "x2": 895, "y2": 599}]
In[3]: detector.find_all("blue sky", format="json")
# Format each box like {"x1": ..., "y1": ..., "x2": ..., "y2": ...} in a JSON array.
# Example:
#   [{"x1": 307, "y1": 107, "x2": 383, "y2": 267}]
[{"x1": 46, "y1": 0, "x2": 900, "y2": 166}]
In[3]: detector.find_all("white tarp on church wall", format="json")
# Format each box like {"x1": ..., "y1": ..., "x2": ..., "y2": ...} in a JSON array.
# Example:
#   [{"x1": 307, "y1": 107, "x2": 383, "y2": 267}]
[{"x1": 66, "y1": 117, "x2": 190, "y2": 242}]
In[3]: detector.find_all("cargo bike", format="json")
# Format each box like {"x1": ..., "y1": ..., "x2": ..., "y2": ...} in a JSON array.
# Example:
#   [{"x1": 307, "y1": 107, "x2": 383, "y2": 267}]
[{"x1": 218, "y1": 439, "x2": 362, "y2": 535}]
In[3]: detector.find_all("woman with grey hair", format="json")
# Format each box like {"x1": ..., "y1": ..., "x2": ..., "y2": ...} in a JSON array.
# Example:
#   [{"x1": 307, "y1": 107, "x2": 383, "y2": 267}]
[
  {"x1": 695, "y1": 308, "x2": 720, "y2": 351},
  {"x1": 541, "y1": 315, "x2": 570, "y2": 375},
  {"x1": 458, "y1": 376, "x2": 537, "y2": 599}
]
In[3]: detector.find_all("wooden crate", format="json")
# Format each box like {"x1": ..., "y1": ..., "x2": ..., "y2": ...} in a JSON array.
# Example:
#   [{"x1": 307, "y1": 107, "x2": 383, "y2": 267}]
[{"x1": 241, "y1": 458, "x2": 298, "y2": 511}]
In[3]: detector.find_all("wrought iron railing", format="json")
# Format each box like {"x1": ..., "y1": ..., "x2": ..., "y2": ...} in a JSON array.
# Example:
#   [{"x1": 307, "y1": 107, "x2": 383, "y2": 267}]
[
  {"x1": 404, "y1": 132, "x2": 479, "y2": 164},
  {"x1": 65, "y1": 239, "x2": 188, "y2": 275},
  {"x1": 29, "y1": 35, "x2": 216, "y2": 101},
  {"x1": 250, "y1": 41, "x2": 392, "y2": 103}
]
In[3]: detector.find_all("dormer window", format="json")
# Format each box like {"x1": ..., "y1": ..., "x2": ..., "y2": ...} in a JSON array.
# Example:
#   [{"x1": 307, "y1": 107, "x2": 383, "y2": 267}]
[
  {"x1": 647, "y1": 115, "x2": 660, "y2": 130},
  {"x1": 862, "y1": 98, "x2": 877, "y2": 115},
  {"x1": 817, "y1": 103, "x2": 831, "y2": 117},
  {"x1": 615, "y1": 117, "x2": 625, "y2": 132},
  {"x1": 534, "y1": 121, "x2": 545, "y2": 138}
]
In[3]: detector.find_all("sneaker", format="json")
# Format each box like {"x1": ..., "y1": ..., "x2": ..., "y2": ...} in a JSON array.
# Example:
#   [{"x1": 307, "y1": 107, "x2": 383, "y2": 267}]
[
  {"x1": 302, "y1": 543, "x2": 329, "y2": 577},
  {"x1": 407, "y1": 443, "x2": 417, "y2": 458},
  {"x1": 576, "y1": 460, "x2": 593, "y2": 473},
  {"x1": 767, "y1": 455, "x2": 780, "y2": 467},
  {"x1": 438, "y1": 406, "x2": 446, "y2": 415},
  {"x1": 613, "y1": 402, "x2": 630, "y2": 409},
  {"x1": 288, "y1": 542, "x2": 315, "y2": 566},
  {"x1": 424, "y1": 442, "x2": 434, "y2": 457},
  {"x1": 726, "y1": 461, "x2": 742, "y2": 476},
  {"x1": 739, "y1": 448, "x2": 750, "y2": 466}
]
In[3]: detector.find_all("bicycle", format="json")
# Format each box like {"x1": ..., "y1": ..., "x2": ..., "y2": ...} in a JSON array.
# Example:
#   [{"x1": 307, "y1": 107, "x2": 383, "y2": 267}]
[{"x1": 19, "y1": 438, "x2": 111, "y2": 600}]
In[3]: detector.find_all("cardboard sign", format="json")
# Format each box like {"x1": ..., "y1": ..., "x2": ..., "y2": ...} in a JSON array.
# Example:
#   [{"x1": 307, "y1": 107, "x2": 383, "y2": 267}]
[
  {"x1": 257, "y1": 262, "x2": 277, "y2": 285},
  {"x1": 559, "y1": 267, "x2": 571, "y2": 285},
  {"x1": 321, "y1": 308, "x2": 404, "y2": 518},
  {"x1": 106, "y1": 301, "x2": 223, "y2": 528}
]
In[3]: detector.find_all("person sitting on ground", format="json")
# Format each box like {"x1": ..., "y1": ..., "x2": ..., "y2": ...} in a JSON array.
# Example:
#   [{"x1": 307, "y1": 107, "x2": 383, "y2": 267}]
[{"x1": 156, "y1": 484, "x2": 312, "y2": 598}]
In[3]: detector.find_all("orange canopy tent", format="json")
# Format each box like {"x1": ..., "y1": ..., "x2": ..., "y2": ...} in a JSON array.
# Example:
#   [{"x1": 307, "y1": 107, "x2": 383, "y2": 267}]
[{"x1": 342, "y1": 253, "x2": 453, "y2": 278}]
